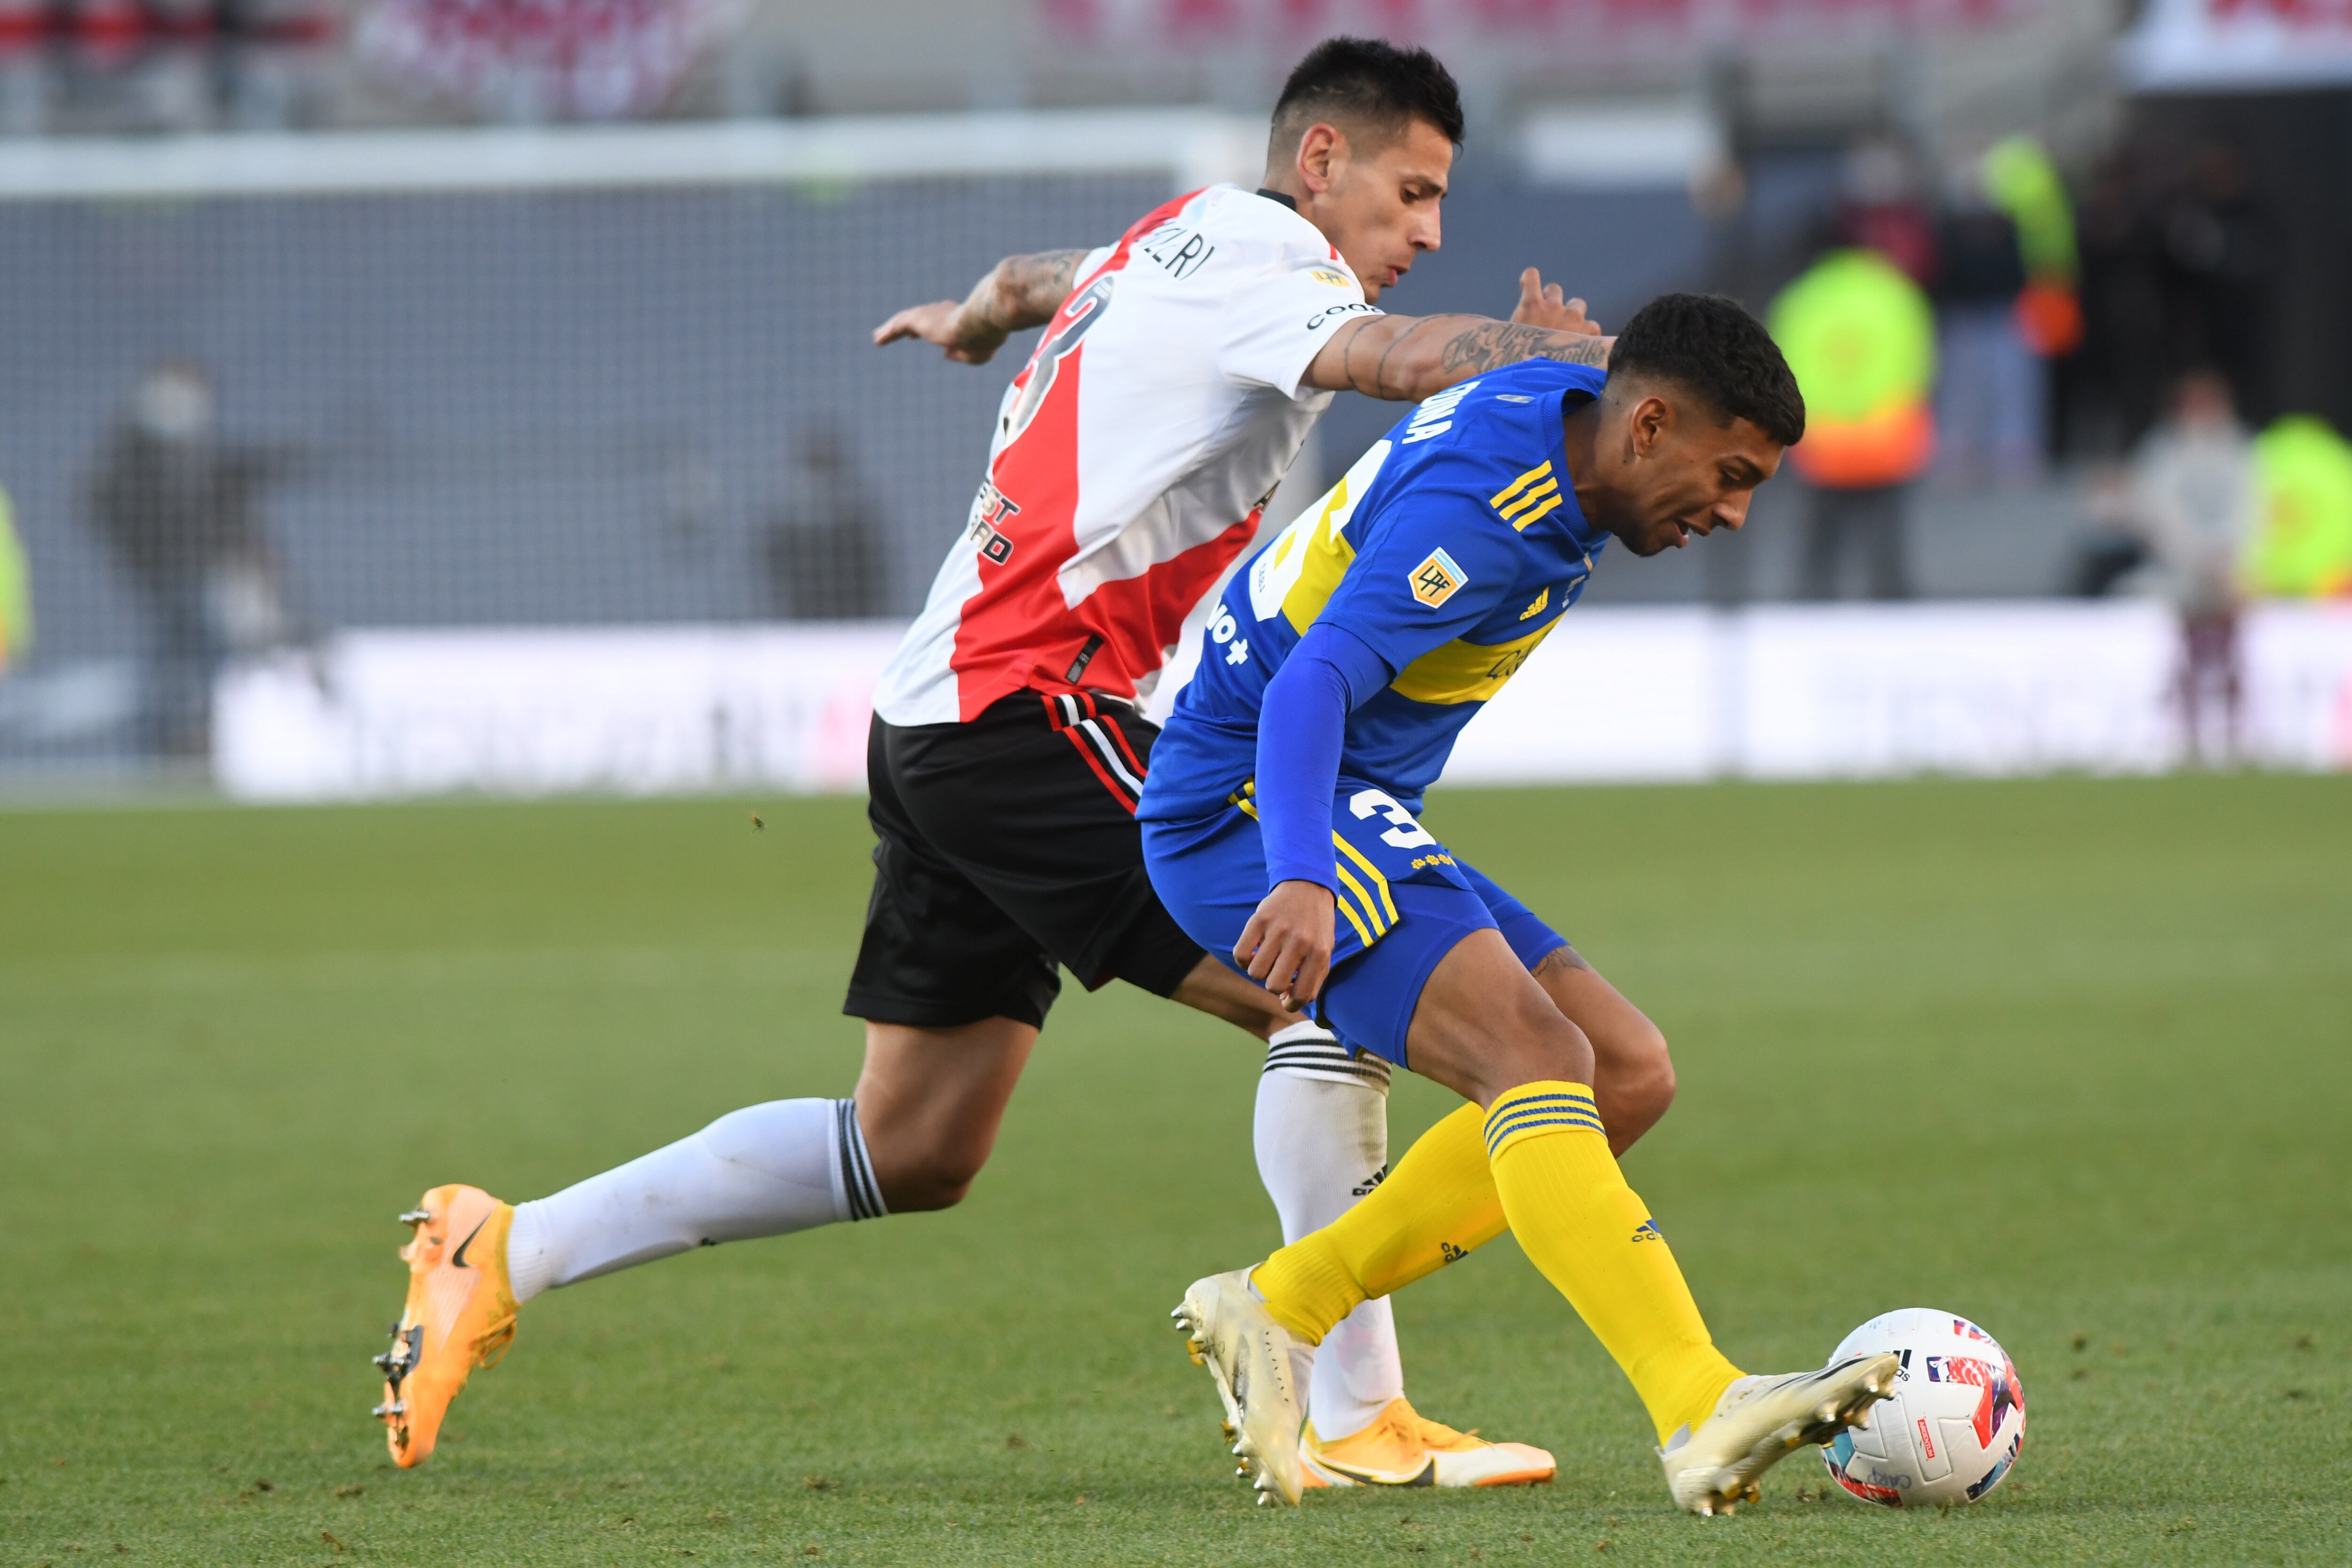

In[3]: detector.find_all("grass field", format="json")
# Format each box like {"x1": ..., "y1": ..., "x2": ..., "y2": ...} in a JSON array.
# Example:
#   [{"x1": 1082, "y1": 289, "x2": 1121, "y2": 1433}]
[{"x1": 3, "y1": 775, "x2": 2348, "y2": 1566}]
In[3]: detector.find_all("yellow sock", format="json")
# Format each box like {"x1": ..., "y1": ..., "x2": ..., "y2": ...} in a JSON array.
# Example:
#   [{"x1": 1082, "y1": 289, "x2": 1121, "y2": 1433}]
[
  {"x1": 1250, "y1": 1102, "x2": 1505, "y2": 1345},
  {"x1": 1484, "y1": 1082, "x2": 1742, "y2": 1444}
]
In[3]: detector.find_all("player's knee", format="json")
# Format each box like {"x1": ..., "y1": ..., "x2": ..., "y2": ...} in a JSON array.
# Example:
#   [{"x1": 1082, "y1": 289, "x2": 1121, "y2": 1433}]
[
  {"x1": 1488, "y1": 991, "x2": 1595, "y2": 1092},
  {"x1": 1616, "y1": 1023, "x2": 1677, "y2": 1131},
  {"x1": 874, "y1": 1146, "x2": 991, "y2": 1213}
]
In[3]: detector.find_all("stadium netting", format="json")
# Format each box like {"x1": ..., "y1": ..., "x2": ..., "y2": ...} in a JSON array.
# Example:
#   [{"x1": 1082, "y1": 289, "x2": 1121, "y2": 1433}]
[{"x1": 0, "y1": 120, "x2": 1221, "y2": 771}]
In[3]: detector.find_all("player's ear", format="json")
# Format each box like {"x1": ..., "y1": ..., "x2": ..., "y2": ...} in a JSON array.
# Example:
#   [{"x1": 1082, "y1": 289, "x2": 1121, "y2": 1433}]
[
  {"x1": 1627, "y1": 393, "x2": 1672, "y2": 460},
  {"x1": 1296, "y1": 123, "x2": 1343, "y2": 193}
]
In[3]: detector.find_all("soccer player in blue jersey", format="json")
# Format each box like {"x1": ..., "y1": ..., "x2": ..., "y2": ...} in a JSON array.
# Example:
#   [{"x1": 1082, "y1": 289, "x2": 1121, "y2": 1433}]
[{"x1": 1140, "y1": 294, "x2": 1901, "y2": 1514}]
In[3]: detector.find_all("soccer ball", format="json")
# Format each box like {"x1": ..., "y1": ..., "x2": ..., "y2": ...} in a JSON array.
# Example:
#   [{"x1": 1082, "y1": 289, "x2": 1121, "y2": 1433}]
[{"x1": 1820, "y1": 1308, "x2": 2026, "y2": 1508}]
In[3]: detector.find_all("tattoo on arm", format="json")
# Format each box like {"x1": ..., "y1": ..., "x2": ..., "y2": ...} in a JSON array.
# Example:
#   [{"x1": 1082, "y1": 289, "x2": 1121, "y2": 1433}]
[
  {"x1": 1436, "y1": 318, "x2": 1610, "y2": 377},
  {"x1": 1367, "y1": 317, "x2": 1439, "y2": 399},
  {"x1": 989, "y1": 249, "x2": 1088, "y2": 330},
  {"x1": 1531, "y1": 945, "x2": 1592, "y2": 979}
]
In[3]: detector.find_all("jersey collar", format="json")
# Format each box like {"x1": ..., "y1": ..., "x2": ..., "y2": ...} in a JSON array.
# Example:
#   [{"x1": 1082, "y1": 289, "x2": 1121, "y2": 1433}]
[{"x1": 1535, "y1": 383, "x2": 1608, "y2": 558}]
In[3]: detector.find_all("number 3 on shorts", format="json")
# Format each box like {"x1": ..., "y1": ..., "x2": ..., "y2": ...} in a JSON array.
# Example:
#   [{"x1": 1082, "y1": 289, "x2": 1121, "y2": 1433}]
[{"x1": 1350, "y1": 788, "x2": 1437, "y2": 850}]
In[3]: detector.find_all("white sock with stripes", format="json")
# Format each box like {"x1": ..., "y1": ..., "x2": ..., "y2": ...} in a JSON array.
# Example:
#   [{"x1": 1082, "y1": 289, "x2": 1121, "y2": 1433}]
[
  {"x1": 504, "y1": 1098, "x2": 884, "y2": 1303},
  {"x1": 1253, "y1": 1023, "x2": 1405, "y2": 1444}
]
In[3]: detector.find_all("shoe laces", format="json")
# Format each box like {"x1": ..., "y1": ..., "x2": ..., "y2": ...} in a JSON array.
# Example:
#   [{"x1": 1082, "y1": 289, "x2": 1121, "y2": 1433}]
[
  {"x1": 1398, "y1": 1402, "x2": 1480, "y2": 1450},
  {"x1": 472, "y1": 1308, "x2": 517, "y2": 1370}
]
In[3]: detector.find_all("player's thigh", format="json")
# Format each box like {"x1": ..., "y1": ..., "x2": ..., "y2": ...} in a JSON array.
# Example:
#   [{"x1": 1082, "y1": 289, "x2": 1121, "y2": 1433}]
[
  {"x1": 1387, "y1": 926, "x2": 1596, "y2": 1109},
  {"x1": 1456, "y1": 857, "x2": 1668, "y2": 1083},
  {"x1": 888, "y1": 698, "x2": 1202, "y2": 998},
  {"x1": 845, "y1": 714, "x2": 1062, "y2": 1032}
]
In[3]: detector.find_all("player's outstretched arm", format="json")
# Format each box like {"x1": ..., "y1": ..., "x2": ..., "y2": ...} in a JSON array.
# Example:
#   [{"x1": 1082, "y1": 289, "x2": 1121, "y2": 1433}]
[
  {"x1": 1306, "y1": 269, "x2": 1612, "y2": 402},
  {"x1": 1310, "y1": 314, "x2": 1612, "y2": 401},
  {"x1": 870, "y1": 248, "x2": 1089, "y2": 365}
]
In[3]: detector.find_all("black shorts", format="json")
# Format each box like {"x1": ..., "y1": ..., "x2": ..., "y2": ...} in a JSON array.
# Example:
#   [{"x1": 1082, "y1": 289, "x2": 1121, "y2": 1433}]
[{"x1": 843, "y1": 691, "x2": 1208, "y2": 1031}]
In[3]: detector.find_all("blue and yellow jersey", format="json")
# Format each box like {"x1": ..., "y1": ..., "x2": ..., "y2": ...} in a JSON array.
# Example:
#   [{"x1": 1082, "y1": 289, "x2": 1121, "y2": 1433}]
[{"x1": 1139, "y1": 359, "x2": 1608, "y2": 821}]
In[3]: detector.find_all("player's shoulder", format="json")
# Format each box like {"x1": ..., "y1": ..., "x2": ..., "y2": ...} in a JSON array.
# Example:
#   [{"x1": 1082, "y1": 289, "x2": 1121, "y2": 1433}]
[
  {"x1": 1165, "y1": 185, "x2": 1364, "y2": 285},
  {"x1": 1393, "y1": 363, "x2": 1591, "y2": 474},
  {"x1": 1373, "y1": 369, "x2": 1590, "y2": 537}
]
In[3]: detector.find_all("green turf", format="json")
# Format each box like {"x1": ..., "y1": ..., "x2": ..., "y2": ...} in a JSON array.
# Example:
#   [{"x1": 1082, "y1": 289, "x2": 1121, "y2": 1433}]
[{"x1": 3, "y1": 775, "x2": 2347, "y2": 1566}]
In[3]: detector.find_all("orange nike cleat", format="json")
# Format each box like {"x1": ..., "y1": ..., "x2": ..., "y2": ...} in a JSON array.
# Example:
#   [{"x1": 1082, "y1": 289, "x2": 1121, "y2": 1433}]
[
  {"x1": 1302, "y1": 1396, "x2": 1557, "y2": 1488},
  {"x1": 373, "y1": 1184, "x2": 519, "y2": 1468}
]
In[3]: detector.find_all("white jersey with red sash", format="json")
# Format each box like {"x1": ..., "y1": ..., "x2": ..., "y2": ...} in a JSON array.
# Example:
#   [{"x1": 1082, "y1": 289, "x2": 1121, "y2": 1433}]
[{"x1": 873, "y1": 183, "x2": 1380, "y2": 729}]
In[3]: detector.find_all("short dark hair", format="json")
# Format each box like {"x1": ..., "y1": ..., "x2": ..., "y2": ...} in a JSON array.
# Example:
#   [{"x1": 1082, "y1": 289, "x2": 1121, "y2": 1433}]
[
  {"x1": 1607, "y1": 293, "x2": 1806, "y2": 448},
  {"x1": 1269, "y1": 37, "x2": 1464, "y2": 162}
]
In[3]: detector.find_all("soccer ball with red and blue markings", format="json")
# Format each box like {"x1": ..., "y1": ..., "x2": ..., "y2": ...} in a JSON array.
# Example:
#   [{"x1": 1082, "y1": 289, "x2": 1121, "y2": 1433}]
[{"x1": 1821, "y1": 1308, "x2": 2026, "y2": 1508}]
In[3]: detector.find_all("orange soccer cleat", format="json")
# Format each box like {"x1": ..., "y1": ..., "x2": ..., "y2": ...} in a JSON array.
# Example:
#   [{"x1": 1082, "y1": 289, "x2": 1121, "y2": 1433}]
[
  {"x1": 373, "y1": 1184, "x2": 519, "y2": 1468},
  {"x1": 1302, "y1": 1396, "x2": 1557, "y2": 1488}
]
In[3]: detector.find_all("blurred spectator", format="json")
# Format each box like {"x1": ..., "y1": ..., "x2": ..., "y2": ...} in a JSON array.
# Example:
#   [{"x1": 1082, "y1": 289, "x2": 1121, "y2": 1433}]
[
  {"x1": 0, "y1": 481, "x2": 27, "y2": 676},
  {"x1": 84, "y1": 365, "x2": 297, "y2": 757},
  {"x1": 2247, "y1": 414, "x2": 2352, "y2": 601},
  {"x1": 1829, "y1": 135, "x2": 1938, "y2": 288},
  {"x1": 1770, "y1": 248, "x2": 1938, "y2": 600},
  {"x1": 1932, "y1": 152, "x2": 2039, "y2": 487},
  {"x1": 758, "y1": 425, "x2": 887, "y2": 621},
  {"x1": 2126, "y1": 371, "x2": 2257, "y2": 764}
]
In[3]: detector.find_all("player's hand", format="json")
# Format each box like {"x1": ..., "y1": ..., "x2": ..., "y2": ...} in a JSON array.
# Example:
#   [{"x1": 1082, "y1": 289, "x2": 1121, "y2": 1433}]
[
  {"x1": 871, "y1": 300, "x2": 1010, "y2": 365},
  {"x1": 1235, "y1": 879, "x2": 1337, "y2": 1010},
  {"x1": 1511, "y1": 268, "x2": 1603, "y2": 336}
]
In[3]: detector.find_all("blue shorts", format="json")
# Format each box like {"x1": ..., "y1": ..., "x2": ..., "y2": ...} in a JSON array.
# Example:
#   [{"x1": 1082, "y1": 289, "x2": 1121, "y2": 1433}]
[{"x1": 1140, "y1": 781, "x2": 1569, "y2": 1068}]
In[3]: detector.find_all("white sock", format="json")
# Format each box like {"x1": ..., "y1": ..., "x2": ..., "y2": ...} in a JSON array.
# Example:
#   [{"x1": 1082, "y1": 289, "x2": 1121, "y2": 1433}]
[
  {"x1": 505, "y1": 1098, "x2": 885, "y2": 1303},
  {"x1": 1254, "y1": 1024, "x2": 1404, "y2": 1443}
]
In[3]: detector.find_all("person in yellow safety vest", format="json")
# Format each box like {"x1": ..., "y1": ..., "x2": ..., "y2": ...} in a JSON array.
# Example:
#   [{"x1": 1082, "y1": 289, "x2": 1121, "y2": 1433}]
[
  {"x1": 0, "y1": 485, "x2": 29, "y2": 677},
  {"x1": 2247, "y1": 415, "x2": 2352, "y2": 599},
  {"x1": 1984, "y1": 135, "x2": 2083, "y2": 359},
  {"x1": 1769, "y1": 247, "x2": 1938, "y2": 599}
]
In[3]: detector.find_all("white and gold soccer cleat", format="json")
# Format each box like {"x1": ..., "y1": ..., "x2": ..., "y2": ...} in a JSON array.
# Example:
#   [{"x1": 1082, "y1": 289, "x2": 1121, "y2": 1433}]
[
  {"x1": 1172, "y1": 1269, "x2": 1306, "y2": 1506},
  {"x1": 1302, "y1": 1396, "x2": 1556, "y2": 1488},
  {"x1": 1658, "y1": 1353, "x2": 1900, "y2": 1516}
]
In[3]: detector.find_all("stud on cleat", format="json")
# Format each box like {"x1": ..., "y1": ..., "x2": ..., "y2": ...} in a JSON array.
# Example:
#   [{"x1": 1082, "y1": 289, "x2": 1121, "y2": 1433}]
[{"x1": 373, "y1": 1186, "x2": 519, "y2": 1469}]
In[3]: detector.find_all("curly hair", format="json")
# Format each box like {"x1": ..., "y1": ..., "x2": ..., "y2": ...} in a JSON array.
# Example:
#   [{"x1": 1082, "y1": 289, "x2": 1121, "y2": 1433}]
[{"x1": 1608, "y1": 293, "x2": 1806, "y2": 448}]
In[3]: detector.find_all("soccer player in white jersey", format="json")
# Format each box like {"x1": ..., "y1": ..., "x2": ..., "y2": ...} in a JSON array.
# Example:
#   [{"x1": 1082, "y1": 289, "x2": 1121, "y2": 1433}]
[{"x1": 370, "y1": 38, "x2": 1669, "y2": 1491}]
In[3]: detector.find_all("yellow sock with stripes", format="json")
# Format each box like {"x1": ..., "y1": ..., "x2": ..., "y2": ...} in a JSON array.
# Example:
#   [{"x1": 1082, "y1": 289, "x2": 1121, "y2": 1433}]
[
  {"x1": 1249, "y1": 1102, "x2": 1504, "y2": 1345},
  {"x1": 1483, "y1": 1082, "x2": 1742, "y2": 1445}
]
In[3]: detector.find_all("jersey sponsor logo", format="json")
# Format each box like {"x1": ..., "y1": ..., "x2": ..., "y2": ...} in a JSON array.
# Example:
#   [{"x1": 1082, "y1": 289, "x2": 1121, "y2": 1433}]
[
  {"x1": 1207, "y1": 600, "x2": 1249, "y2": 666},
  {"x1": 1305, "y1": 300, "x2": 1380, "y2": 331},
  {"x1": 967, "y1": 479, "x2": 1021, "y2": 565},
  {"x1": 1401, "y1": 377, "x2": 1478, "y2": 446},
  {"x1": 1388, "y1": 612, "x2": 1564, "y2": 705},
  {"x1": 1308, "y1": 266, "x2": 1353, "y2": 288},
  {"x1": 1002, "y1": 272, "x2": 1115, "y2": 445},
  {"x1": 1136, "y1": 219, "x2": 1216, "y2": 280},
  {"x1": 1490, "y1": 462, "x2": 1564, "y2": 529},
  {"x1": 1408, "y1": 547, "x2": 1468, "y2": 608}
]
